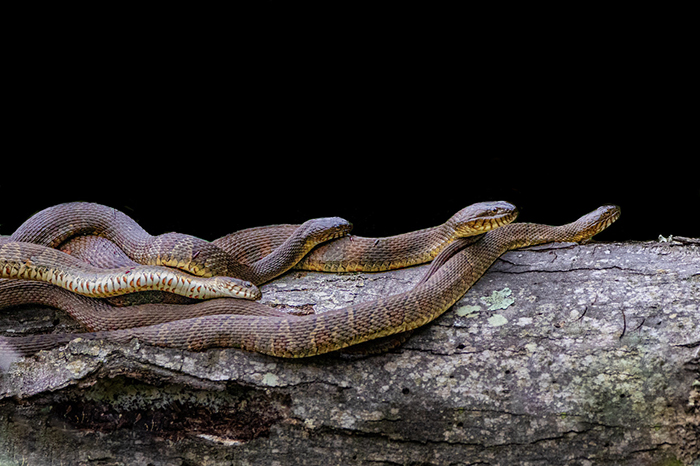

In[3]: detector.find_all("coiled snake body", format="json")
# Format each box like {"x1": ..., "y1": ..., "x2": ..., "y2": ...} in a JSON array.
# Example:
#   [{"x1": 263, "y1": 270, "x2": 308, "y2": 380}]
[{"x1": 0, "y1": 202, "x2": 620, "y2": 362}]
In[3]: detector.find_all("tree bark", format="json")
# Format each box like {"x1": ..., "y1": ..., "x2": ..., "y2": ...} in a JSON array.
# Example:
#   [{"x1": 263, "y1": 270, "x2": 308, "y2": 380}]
[{"x1": 0, "y1": 241, "x2": 698, "y2": 466}]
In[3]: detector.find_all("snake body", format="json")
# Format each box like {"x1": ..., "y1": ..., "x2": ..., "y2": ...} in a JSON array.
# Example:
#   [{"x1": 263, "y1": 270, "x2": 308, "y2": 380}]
[
  {"x1": 3, "y1": 201, "x2": 516, "y2": 295},
  {"x1": 214, "y1": 202, "x2": 515, "y2": 273},
  {"x1": 0, "y1": 204, "x2": 620, "y2": 360},
  {"x1": 0, "y1": 280, "x2": 288, "y2": 331},
  {"x1": 0, "y1": 239, "x2": 261, "y2": 300},
  {"x1": 9, "y1": 202, "x2": 353, "y2": 285}
]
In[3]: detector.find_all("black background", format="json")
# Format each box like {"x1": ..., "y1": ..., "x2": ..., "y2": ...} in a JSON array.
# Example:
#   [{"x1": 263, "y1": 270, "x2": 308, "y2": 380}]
[{"x1": 2, "y1": 4, "x2": 697, "y2": 243}]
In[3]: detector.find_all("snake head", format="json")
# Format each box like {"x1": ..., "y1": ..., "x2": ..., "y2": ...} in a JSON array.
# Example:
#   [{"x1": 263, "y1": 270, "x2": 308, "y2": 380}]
[
  {"x1": 211, "y1": 276, "x2": 262, "y2": 300},
  {"x1": 450, "y1": 201, "x2": 519, "y2": 237},
  {"x1": 568, "y1": 204, "x2": 622, "y2": 242},
  {"x1": 300, "y1": 217, "x2": 354, "y2": 245}
]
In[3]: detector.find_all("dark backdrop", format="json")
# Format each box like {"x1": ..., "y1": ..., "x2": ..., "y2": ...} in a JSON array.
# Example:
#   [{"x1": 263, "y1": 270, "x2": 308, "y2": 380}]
[
  {"x1": 3, "y1": 4, "x2": 696, "y2": 243},
  {"x1": 1, "y1": 157, "x2": 695, "y2": 243}
]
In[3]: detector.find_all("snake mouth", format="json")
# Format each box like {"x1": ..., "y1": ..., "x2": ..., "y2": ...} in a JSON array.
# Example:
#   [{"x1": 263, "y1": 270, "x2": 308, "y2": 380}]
[
  {"x1": 582, "y1": 204, "x2": 622, "y2": 235},
  {"x1": 455, "y1": 201, "x2": 519, "y2": 235},
  {"x1": 490, "y1": 206, "x2": 520, "y2": 229},
  {"x1": 214, "y1": 277, "x2": 262, "y2": 300},
  {"x1": 312, "y1": 217, "x2": 354, "y2": 243},
  {"x1": 325, "y1": 223, "x2": 354, "y2": 241}
]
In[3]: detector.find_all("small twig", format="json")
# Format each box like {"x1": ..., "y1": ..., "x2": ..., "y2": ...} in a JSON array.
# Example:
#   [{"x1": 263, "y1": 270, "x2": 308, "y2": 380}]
[
  {"x1": 673, "y1": 340, "x2": 700, "y2": 348},
  {"x1": 619, "y1": 309, "x2": 627, "y2": 340},
  {"x1": 576, "y1": 295, "x2": 597, "y2": 322},
  {"x1": 672, "y1": 236, "x2": 700, "y2": 245}
]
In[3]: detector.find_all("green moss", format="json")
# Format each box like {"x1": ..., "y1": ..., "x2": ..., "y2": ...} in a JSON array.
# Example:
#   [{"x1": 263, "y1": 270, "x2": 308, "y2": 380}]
[{"x1": 654, "y1": 458, "x2": 683, "y2": 466}]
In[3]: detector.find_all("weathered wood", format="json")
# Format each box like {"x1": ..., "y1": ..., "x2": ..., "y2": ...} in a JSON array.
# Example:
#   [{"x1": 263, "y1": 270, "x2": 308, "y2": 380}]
[{"x1": 0, "y1": 241, "x2": 698, "y2": 466}]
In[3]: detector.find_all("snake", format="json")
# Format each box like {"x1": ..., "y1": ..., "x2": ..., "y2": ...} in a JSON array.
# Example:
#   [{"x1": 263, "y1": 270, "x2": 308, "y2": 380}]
[
  {"x1": 0, "y1": 203, "x2": 620, "y2": 362},
  {"x1": 0, "y1": 239, "x2": 262, "y2": 300},
  {"x1": 7, "y1": 202, "x2": 356, "y2": 285},
  {"x1": 0, "y1": 200, "x2": 515, "y2": 312},
  {"x1": 7, "y1": 201, "x2": 517, "y2": 279},
  {"x1": 0, "y1": 201, "x2": 515, "y2": 303}
]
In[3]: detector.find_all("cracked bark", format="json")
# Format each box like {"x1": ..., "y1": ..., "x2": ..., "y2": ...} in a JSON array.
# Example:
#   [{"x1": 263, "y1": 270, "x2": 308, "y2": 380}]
[{"x1": 0, "y1": 241, "x2": 698, "y2": 466}]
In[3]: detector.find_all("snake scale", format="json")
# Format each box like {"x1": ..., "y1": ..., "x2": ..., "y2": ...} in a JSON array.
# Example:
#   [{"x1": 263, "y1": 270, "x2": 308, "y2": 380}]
[{"x1": 0, "y1": 202, "x2": 620, "y2": 362}]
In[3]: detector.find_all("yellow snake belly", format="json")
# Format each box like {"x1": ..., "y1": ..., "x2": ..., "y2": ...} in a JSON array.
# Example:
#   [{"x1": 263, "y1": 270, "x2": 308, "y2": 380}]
[{"x1": 0, "y1": 240, "x2": 260, "y2": 300}]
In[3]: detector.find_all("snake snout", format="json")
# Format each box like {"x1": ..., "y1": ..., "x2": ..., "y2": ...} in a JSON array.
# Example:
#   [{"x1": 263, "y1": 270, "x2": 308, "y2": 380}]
[
  {"x1": 306, "y1": 217, "x2": 353, "y2": 242},
  {"x1": 578, "y1": 205, "x2": 622, "y2": 235},
  {"x1": 482, "y1": 201, "x2": 519, "y2": 223},
  {"x1": 451, "y1": 201, "x2": 519, "y2": 236},
  {"x1": 215, "y1": 276, "x2": 262, "y2": 300},
  {"x1": 328, "y1": 217, "x2": 353, "y2": 234}
]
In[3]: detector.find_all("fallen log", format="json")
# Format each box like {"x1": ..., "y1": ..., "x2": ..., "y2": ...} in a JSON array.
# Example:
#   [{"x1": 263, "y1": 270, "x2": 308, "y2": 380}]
[{"x1": 0, "y1": 240, "x2": 698, "y2": 466}]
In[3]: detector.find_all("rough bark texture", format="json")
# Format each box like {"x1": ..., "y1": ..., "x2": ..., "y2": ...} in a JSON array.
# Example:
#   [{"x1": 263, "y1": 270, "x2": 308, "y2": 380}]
[{"x1": 0, "y1": 241, "x2": 698, "y2": 466}]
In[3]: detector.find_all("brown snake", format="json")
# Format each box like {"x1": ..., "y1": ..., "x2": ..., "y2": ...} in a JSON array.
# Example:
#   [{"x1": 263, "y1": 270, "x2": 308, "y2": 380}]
[
  {"x1": 7, "y1": 202, "x2": 356, "y2": 285},
  {"x1": 0, "y1": 202, "x2": 620, "y2": 362},
  {"x1": 0, "y1": 239, "x2": 262, "y2": 300}
]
